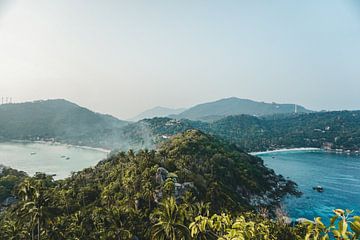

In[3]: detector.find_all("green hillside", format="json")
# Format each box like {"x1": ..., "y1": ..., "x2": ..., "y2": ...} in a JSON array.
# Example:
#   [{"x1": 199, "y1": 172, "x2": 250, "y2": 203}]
[
  {"x1": 141, "y1": 111, "x2": 360, "y2": 152},
  {"x1": 0, "y1": 99, "x2": 128, "y2": 147},
  {"x1": 0, "y1": 130, "x2": 298, "y2": 239},
  {"x1": 171, "y1": 97, "x2": 312, "y2": 121},
  {"x1": 1, "y1": 99, "x2": 359, "y2": 153}
]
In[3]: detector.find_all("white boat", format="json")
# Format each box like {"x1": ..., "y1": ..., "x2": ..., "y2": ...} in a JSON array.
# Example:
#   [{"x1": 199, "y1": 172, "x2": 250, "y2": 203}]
[{"x1": 313, "y1": 186, "x2": 324, "y2": 192}]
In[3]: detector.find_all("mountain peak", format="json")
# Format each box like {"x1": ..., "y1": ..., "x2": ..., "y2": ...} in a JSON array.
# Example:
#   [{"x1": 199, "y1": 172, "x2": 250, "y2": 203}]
[
  {"x1": 171, "y1": 97, "x2": 312, "y2": 121},
  {"x1": 129, "y1": 106, "x2": 186, "y2": 121}
]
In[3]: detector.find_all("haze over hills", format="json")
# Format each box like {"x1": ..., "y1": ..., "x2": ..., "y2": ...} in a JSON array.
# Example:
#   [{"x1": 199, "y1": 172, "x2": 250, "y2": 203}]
[
  {"x1": 129, "y1": 106, "x2": 186, "y2": 121},
  {"x1": 170, "y1": 97, "x2": 313, "y2": 121},
  {"x1": 2, "y1": 98, "x2": 359, "y2": 154},
  {"x1": 1, "y1": 100, "x2": 359, "y2": 238},
  {"x1": 0, "y1": 99, "x2": 128, "y2": 146}
]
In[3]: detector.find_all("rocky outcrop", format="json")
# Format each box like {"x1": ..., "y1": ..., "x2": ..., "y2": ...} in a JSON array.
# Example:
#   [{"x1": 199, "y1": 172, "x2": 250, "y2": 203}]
[
  {"x1": 154, "y1": 167, "x2": 196, "y2": 203},
  {"x1": 155, "y1": 167, "x2": 169, "y2": 184}
]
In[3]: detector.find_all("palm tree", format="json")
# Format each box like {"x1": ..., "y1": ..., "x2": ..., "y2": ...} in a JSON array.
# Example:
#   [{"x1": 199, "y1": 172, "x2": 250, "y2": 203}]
[
  {"x1": 68, "y1": 211, "x2": 88, "y2": 239},
  {"x1": 142, "y1": 181, "x2": 154, "y2": 210},
  {"x1": 106, "y1": 206, "x2": 133, "y2": 240},
  {"x1": 18, "y1": 179, "x2": 36, "y2": 201},
  {"x1": 21, "y1": 200, "x2": 41, "y2": 240},
  {"x1": 151, "y1": 197, "x2": 190, "y2": 240},
  {"x1": 18, "y1": 179, "x2": 37, "y2": 240},
  {"x1": 18, "y1": 179, "x2": 50, "y2": 240},
  {"x1": 1, "y1": 219, "x2": 30, "y2": 240},
  {"x1": 162, "y1": 178, "x2": 175, "y2": 198}
]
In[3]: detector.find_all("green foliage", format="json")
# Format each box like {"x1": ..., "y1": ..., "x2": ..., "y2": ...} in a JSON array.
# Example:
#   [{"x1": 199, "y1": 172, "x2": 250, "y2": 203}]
[
  {"x1": 2, "y1": 130, "x2": 357, "y2": 239},
  {"x1": 189, "y1": 212, "x2": 301, "y2": 240},
  {"x1": 151, "y1": 197, "x2": 190, "y2": 240},
  {"x1": 303, "y1": 209, "x2": 360, "y2": 240},
  {"x1": 189, "y1": 209, "x2": 360, "y2": 240},
  {"x1": 0, "y1": 166, "x2": 27, "y2": 202},
  {"x1": 144, "y1": 111, "x2": 360, "y2": 152},
  {"x1": 0, "y1": 131, "x2": 297, "y2": 239},
  {"x1": 2, "y1": 100, "x2": 360, "y2": 153},
  {"x1": 207, "y1": 111, "x2": 360, "y2": 152}
]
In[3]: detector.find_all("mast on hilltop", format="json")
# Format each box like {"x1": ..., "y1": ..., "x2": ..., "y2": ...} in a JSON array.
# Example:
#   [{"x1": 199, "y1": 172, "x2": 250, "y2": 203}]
[{"x1": 0, "y1": 97, "x2": 13, "y2": 105}]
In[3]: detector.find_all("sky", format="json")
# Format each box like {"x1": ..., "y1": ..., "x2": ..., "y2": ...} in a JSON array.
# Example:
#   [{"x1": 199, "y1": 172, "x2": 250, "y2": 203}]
[{"x1": 0, "y1": 0, "x2": 360, "y2": 119}]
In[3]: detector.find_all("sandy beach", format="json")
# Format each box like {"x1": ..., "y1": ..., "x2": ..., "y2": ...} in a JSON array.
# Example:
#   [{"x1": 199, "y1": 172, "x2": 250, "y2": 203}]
[{"x1": 250, "y1": 147, "x2": 322, "y2": 155}]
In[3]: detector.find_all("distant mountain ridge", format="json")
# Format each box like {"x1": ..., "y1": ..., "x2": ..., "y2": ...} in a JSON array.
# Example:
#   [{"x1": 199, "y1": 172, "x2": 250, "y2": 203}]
[
  {"x1": 170, "y1": 97, "x2": 312, "y2": 121},
  {"x1": 1, "y1": 98, "x2": 360, "y2": 154},
  {"x1": 130, "y1": 106, "x2": 185, "y2": 121}
]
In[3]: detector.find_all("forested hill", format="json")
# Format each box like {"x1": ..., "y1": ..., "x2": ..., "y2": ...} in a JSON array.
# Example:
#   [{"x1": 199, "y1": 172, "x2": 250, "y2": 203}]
[
  {"x1": 0, "y1": 130, "x2": 298, "y2": 239},
  {"x1": 170, "y1": 97, "x2": 312, "y2": 121},
  {"x1": 1, "y1": 100, "x2": 359, "y2": 153},
  {"x1": 0, "y1": 99, "x2": 128, "y2": 146},
  {"x1": 207, "y1": 111, "x2": 360, "y2": 152},
  {"x1": 140, "y1": 111, "x2": 360, "y2": 152}
]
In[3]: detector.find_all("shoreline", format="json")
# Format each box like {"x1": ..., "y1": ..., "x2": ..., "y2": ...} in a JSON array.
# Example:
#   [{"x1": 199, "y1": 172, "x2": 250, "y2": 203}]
[
  {"x1": 251, "y1": 147, "x2": 360, "y2": 156},
  {"x1": 8, "y1": 139, "x2": 111, "y2": 154},
  {"x1": 250, "y1": 147, "x2": 322, "y2": 155}
]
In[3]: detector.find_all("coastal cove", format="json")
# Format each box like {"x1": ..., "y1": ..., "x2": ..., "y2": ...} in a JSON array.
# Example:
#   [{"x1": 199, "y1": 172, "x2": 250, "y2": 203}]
[
  {"x1": 0, "y1": 142, "x2": 108, "y2": 179},
  {"x1": 256, "y1": 150, "x2": 360, "y2": 222}
]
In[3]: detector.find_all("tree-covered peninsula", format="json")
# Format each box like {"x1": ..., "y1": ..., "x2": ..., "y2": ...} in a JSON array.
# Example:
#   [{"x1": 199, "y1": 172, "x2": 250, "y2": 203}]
[
  {"x1": 1, "y1": 130, "x2": 360, "y2": 239},
  {"x1": 141, "y1": 110, "x2": 360, "y2": 152},
  {"x1": 0, "y1": 130, "x2": 299, "y2": 239}
]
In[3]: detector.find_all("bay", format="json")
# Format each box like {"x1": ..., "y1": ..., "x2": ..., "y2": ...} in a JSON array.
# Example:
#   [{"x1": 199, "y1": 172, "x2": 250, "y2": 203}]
[
  {"x1": 259, "y1": 150, "x2": 360, "y2": 221},
  {"x1": 0, "y1": 142, "x2": 108, "y2": 179}
]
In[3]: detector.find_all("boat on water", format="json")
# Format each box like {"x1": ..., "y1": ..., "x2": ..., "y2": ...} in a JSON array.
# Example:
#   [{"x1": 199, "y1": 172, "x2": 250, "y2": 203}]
[
  {"x1": 30, "y1": 152, "x2": 36, "y2": 155},
  {"x1": 313, "y1": 186, "x2": 324, "y2": 192},
  {"x1": 66, "y1": 157, "x2": 70, "y2": 160}
]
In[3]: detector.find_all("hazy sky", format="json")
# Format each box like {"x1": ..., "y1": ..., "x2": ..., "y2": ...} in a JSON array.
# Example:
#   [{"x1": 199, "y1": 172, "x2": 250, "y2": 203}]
[{"x1": 0, "y1": 0, "x2": 360, "y2": 119}]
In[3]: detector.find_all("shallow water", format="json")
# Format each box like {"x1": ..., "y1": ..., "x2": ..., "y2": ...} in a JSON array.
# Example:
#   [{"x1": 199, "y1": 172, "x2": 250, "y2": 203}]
[
  {"x1": 0, "y1": 142, "x2": 108, "y2": 179},
  {"x1": 259, "y1": 151, "x2": 360, "y2": 221}
]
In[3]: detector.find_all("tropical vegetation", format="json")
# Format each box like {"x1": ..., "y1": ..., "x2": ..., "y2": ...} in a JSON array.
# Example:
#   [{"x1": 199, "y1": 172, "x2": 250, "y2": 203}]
[
  {"x1": 2, "y1": 99, "x2": 360, "y2": 154},
  {"x1": 143, "y1": 111, "x2": 360, "y2": 152},
  {"x1": 0, "y1": 130, "x2": 359, "y2": 239}
]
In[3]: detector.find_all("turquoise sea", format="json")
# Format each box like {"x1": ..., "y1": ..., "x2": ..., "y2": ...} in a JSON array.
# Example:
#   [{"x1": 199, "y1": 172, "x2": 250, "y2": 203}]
[
  {"x1": 259, "y1": 150, "x2": 360, "y2": 222},
  {"x1": 0, "y1": 142, "x2": 108, "y2": 179},
  {"x1": 2, "y1": 143, "x2": 359, "y2": 222}
]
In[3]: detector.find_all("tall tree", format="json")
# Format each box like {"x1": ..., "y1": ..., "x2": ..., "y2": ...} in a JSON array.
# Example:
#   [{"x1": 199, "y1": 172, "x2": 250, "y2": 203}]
[{"x1": 151, "y1": 197, "x2": 190, "y2": 240}]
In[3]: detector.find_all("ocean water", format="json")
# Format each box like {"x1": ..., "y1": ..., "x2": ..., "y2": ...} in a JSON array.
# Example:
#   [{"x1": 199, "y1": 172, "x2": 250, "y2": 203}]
[
  {"x1": 258, "y1": 150, "x2": 360, "y2": 222},
  {"x1": 0, "y1": 142, "x2": 108, "y2": 179}
]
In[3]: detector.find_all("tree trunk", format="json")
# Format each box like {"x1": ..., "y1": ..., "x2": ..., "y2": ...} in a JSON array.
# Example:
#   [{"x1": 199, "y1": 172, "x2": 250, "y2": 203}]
[{"x1": 37, "y1": 218, "x2": 40, "y2": 240}]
